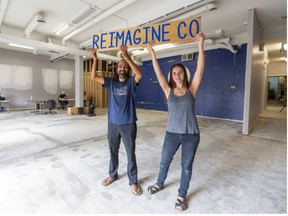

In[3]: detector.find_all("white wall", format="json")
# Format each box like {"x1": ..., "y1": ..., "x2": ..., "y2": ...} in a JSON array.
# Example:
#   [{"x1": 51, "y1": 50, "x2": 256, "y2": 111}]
[
  {"x1": 268, "y1": 61, "x2": 287, "y2": 76},
  {"x1": 0, "y1": 48, "x2": 75, "y2": 110},
  {"x1": 243, "y1": 8, "x2": 267, "y2": 135}
]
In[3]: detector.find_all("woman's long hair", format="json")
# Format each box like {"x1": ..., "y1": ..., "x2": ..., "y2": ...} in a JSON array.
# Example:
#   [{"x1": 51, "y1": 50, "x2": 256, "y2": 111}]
[{"x1": 168, "y1": 63, "x2": 190, "y2": 88}]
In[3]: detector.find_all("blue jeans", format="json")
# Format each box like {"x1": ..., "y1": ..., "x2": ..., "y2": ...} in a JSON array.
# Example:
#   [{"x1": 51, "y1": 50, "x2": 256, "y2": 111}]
[
  {"x1": 157, "y1": 132, "x2": 200, "y2": 197},
  {"x1": 107, "y1": 122, "x2": 138, "y2": 185}
]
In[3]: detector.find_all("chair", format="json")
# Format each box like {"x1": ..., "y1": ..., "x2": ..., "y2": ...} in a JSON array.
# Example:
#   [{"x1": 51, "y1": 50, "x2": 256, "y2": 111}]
[{"x1": 44, "y1": 100, "x2": 57, "y2": 114}]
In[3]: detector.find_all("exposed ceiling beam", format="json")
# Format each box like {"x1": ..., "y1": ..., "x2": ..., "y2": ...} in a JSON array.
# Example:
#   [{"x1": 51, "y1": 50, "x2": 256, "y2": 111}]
[
  {"x1": 0, "y1": 33, "x2": 121, "y2": 62},
  {"x1": 62, "y1": 0, "x2": 137, "y2": 45},
  {"x1": 0, "y1": 0, "x2": 10, "y2": 30}
]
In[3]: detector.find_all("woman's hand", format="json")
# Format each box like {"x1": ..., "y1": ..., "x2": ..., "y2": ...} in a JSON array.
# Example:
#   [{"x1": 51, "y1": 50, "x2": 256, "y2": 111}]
[
  {"x1": 194, "y1": 32, "x2": 205, "y2": 45},
  {"x1": 146, "y1": 41, "x2": 156, "y2": 54}
]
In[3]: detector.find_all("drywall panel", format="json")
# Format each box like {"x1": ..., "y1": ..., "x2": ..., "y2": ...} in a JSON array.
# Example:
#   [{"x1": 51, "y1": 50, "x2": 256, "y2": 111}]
[
  {"x1": 14, "y1": 66, "x2": 33, "y2": 90},
  {"x1": 0, "y1": 64, "x2": 32, "y2": 90},
  {"x1": 42, "y1": 68, "x2": 58, "y2": 95},
  {"x1": 0, "y1": 64, "x2": 13, "y2": 88},
  {"x1": 59, "y1": 70, "x2": 73, "y2": 89}
]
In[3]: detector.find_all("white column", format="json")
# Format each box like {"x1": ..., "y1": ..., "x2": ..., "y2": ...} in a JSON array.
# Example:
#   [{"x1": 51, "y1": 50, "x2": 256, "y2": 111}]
[{"x1": 75, "y1": 55, "x2": 83, "y2": 107}]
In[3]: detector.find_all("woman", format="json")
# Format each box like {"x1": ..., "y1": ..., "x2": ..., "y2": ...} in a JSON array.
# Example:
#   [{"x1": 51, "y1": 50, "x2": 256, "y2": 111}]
[{"x1": 146, "y1": 32, "x2": 205, "y2": 211}]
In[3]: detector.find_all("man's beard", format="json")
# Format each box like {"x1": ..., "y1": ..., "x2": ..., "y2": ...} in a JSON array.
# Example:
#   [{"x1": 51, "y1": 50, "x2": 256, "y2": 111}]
[{"x1": 118, "y1": 70, "x2": 128, "y2": 78}]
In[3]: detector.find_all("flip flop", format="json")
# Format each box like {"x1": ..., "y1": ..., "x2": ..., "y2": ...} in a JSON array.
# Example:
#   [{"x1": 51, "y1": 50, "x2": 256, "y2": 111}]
[
  {"x1": 102, "y1": 177, "x2": 115, "y2": 186},
  {"x1": 132, "y1": 184, "x2": 143, "y2": 196}
]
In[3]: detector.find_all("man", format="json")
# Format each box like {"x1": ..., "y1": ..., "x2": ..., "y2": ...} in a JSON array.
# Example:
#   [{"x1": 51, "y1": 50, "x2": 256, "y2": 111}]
[
  {"x1": 58, "y1": 91, "x2": 69, "y2": 109},
  {"x1": 90, "y1": 45, "x2": 143, "y2": 195}
]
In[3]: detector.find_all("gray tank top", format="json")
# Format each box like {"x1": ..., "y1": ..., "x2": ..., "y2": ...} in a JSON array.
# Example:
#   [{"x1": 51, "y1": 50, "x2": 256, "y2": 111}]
[{"x1": 166, "y1": 89, "x2": 200, "y2": 134}]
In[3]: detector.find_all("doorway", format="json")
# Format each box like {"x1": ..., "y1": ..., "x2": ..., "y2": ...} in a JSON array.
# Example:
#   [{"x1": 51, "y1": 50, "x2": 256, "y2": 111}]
[{"x1": 267, "y1": 76, "x2": 287, "y2": 111}]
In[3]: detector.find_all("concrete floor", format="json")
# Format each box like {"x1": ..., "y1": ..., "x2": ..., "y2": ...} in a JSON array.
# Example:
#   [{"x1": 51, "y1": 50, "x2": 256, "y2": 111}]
[{"x1": 0, "y1": 105, "x2": 286, "y2": 214}]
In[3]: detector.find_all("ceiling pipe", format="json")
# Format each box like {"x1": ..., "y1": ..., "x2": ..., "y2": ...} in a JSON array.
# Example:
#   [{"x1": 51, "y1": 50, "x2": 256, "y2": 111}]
[
  {"x1": 213, "y1": 38, "x2": 238, "y2": 53},
  {"x1": 150, "y1": 2, "x2": 216, "y2": 24},
  {"x1": 0, "y1": 0, "x2": 10, "y2": 30},
  {"x1": 24, "y1": 12, "x2": 45, "y2": 38},
  {"x1": 62, "y1": 0, "x2": 137, "y2": 45},
  {"x1": 130, "y1": 38, "x2": 237, "y2": 60}
]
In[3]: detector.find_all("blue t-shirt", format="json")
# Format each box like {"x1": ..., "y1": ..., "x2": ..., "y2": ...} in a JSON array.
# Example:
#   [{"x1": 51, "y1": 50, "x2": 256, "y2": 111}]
[{"x1": 103, "y1": 77, "x2": 138, "y2": 125}]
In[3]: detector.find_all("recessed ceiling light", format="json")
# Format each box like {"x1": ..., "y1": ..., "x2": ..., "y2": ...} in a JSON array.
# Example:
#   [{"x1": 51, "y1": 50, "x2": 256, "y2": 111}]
[{"x1": 72, "y1": 6, "x2": 96, "y2": 24}]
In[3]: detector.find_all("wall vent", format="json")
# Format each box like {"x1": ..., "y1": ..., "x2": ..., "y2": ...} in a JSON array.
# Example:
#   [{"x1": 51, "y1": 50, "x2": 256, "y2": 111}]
[{"x1": 181, "y1": 53, "x2": 194, "y2": 61}]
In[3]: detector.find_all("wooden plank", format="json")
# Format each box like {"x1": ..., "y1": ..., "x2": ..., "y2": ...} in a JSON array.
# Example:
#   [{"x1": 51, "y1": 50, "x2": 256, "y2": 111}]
[{"x1": 92, "y1": 17, "x2": 201, "y2": 50}]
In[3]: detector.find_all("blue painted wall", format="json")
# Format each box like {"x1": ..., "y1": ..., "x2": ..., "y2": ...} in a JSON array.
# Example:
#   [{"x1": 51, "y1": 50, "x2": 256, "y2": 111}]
[{"x1": 136, "y1": 44, "x2": 247, "y2": 121}]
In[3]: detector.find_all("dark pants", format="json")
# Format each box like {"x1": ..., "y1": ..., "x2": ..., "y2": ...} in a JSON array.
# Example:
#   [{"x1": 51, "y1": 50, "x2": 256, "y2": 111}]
[
  {"x1": 157, "y1": 132, "x2": 200, "y2": 197},
  {"x1": 107, "y1": 122, "x2": 138, "y2": 185}
]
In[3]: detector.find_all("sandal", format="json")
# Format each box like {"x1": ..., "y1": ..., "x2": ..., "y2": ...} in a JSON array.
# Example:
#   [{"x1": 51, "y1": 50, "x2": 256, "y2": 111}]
[
  {"x1": 102, "y1": 176, "x2": 116, "y2": 186},
  {"x1": 175, "y1": 196, "x2": 187, "y2": 211},
  {"x1": 147, "y1": 183, "x2": 164, "y2": 195},
  {"x1": 132, "y1": 184, "x2": 143, "y2": 196}
]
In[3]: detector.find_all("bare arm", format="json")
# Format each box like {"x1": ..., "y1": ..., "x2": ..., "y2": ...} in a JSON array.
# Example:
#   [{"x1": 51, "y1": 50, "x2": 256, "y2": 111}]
[
  {"x1": 90, "y1": 49, "x2": 104, "y2": 85},
  {"x1": 190, "y1": 32, "x2": 205, "y2": 98},
  {"x1": 146, "y1": 41, "x2": 170, "y2": 99},
  {"x1": 120, "y1": 45, "x2": 142, "y2": 84}
]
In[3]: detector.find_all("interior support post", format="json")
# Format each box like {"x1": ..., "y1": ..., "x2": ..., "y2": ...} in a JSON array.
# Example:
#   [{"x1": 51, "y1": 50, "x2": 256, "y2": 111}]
[{"x1": 75, "y1": 55, "x2": 83, "y2": 108}]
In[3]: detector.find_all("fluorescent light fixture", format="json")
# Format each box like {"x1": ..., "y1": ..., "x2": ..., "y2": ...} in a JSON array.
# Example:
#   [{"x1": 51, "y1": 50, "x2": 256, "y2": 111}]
[
  {"x1": 132, "y1": 43, "x2": 176, "y2": 56},
  {"x1": 132, "y1": 49, "x2": 148, "y2": 55},
  {"x1": 50, "y1": 53, "x2": 70, "y2": 63},
  {"x1": 72, "y1": 6, "x2": 96, "y2": 24},
  {"x1": 56, "y1": 24, "x2": 71, "y2": 36},
  {"x1": 8, "y1": 43, "x2": 34, "y2": 50},
  {"x1": 154, "y1": 43, "x2": 175, "y2": 51}
]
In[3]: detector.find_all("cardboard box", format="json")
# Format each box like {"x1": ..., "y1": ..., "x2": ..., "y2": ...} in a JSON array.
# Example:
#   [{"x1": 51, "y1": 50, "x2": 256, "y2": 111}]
[
  {"x1": 67, "y1": 106, "x2": 88, "y2": 115},
  {"x1": 83, "y1": 107, "x2": 88, "y2": 114},
  {"x1": 67, "y1": 106, "x2": 78, "y2": 115}
]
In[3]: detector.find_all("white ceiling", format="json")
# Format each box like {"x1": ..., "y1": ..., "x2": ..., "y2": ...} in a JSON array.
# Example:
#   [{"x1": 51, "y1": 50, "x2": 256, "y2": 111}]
[{"x1": 0, "y1": 0, "x2": 287, "y2": 63}]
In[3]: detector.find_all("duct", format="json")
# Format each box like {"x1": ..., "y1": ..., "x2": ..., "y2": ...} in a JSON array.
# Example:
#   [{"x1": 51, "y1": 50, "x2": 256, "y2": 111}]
[
  {"x1": 62, "y1": 0, "x2": 137, "y2": 45},
  {"x1": 24, "y1": 13, "x2": 45, "y2": 38},
  {"x1": 0, "y1": 0, "x2": 10, "y2": 30},
  {"x1": 130, "y1": 39, "x2": 213, "y2": 58},
  {"x1": 130, "y1": 38, "x2": 238, "y2": 60}
]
